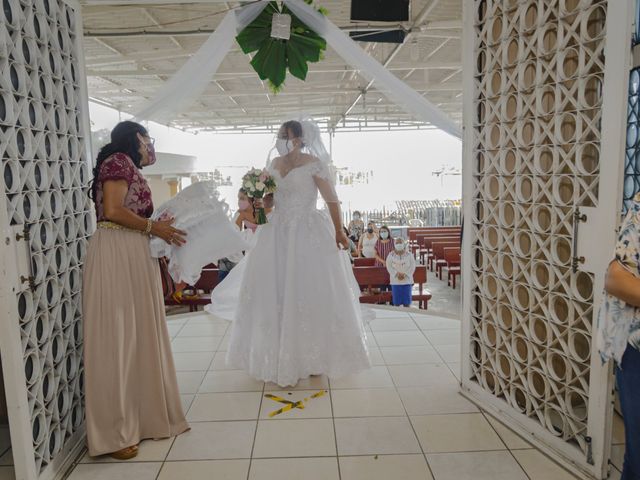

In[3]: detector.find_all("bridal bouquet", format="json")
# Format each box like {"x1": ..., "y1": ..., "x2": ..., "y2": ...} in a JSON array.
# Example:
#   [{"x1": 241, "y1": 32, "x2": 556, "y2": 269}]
[{"x1": 242, "y1": 168, "x2": 277, "y2": 224}]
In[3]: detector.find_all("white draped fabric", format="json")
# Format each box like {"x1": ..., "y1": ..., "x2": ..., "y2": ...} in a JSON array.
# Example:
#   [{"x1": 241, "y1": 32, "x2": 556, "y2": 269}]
[
  {"x1": 149, "y1": 181, "x2": 250, "y2": 285},
  {"x1": 134, "y1": 0, "x2": 461, "y2": 138},
  {"x1": 134, "y1": 2, "x2": 267, "y2": 123}
]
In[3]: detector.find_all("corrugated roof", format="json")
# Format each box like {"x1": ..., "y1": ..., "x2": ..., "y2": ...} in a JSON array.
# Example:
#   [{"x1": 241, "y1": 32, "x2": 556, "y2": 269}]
[{"x1": 80, "y1": 0, "x2": 462, "y2": 132}]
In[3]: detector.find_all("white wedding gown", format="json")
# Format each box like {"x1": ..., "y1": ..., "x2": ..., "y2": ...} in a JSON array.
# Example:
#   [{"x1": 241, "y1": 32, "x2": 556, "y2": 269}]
[{"x1": 207, "y1": 160, "x2": 371, "y2": 386}]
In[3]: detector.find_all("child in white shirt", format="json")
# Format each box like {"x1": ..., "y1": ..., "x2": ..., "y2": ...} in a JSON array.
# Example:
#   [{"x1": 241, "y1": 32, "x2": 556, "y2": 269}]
[{"x1": 386, "y1": 237, "x2": 416, "y2": 307}]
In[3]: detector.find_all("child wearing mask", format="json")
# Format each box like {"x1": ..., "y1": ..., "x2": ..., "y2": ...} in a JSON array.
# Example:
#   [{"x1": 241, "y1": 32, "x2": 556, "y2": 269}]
[
  {"x1": 374, "y1": 225, "x2": 394, "y2": 267},
  {"x1": 235, "y1": 188, "x2": 258, "y2": 232},
  {"x1": 386, "y1": 237, "x2": 416, "y2": 307},
  {"x1": 218, "y1": 189, "x2": 257, "y2": 281},
  {"x1": 359, "y1": 221, "x2": 378, "y2": 259}
]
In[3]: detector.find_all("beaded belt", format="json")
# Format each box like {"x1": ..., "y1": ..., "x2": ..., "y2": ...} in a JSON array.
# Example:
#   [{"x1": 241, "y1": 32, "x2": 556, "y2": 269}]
[{"x1": 97, "y1": 221, "x2": 147, "y2": 235}]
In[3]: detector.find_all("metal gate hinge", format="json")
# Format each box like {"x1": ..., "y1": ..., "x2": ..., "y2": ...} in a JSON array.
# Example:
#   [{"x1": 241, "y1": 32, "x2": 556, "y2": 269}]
[
  {"x1": 572, "y1": 209, "x2": 587, "y2": 273},
  {"x1": 585, "y1": 436, "x2": 594, "y2": 465}
]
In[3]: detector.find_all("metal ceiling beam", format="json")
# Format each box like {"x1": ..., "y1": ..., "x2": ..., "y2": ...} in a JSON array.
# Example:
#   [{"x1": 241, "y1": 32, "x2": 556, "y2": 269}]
[
  {"x1": 85, "y1": 61, "x2": 461, "y2": 77},
  {"x1": 439, "y1": 68, "x2": 462, "y2": 84},
  {"x1": 331, "y1": 0, "x2": 446, "y2": 127},
  {"x1": 89, "y1": 83, "x2": 462, "y2": 98},
  {"x1": 140, "y1": 6, "x2": 182, "y2": 49},
  {"x1": 92, "y1": 37, "x2": 125, "y2": 56},
  {"x1": 86, "y1": 48, "x2": 190, "y2": 65},
  {"x1": 84, "y1": 24, "x2": 406, "y2": 38},
  {"x1": 82, "y1": 20, "x2": 461, "y2": 38},
  {"x1": 180, "y1": 103, "x2": 461, "y2": 115}
]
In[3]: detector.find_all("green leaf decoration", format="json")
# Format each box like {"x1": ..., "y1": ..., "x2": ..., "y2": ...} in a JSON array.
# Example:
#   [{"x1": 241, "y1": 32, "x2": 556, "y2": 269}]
[
  {"x1": 236, "y1": 2, "x2": 279, "y2": 54},
  {"x1": 250, "y1": 38, "x2": 287, "y2": 87},
  {"x1": 236, "y1": 1, "x2": 327, "y2": 93}
]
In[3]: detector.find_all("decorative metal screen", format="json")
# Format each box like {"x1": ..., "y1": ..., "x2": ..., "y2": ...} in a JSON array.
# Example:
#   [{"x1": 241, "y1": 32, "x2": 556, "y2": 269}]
[
  {"x1": 624, "y1": 69, "x2": 640, "y2": 213},
  {"x1": 0, "y1": 0, "x2": 90, "y2": 476},
  {"x1": 464, "y1": 0, "x2": 611, "y2": 474},
  {"x1": 624, "y1": 0, "x2": 640, "y2": 213}
]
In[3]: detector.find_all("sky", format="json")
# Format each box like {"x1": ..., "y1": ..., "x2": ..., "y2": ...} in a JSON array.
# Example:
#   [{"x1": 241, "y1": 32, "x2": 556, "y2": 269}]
[{"x1": 88, "y1": 102, "x2": 462, "y2": 212}]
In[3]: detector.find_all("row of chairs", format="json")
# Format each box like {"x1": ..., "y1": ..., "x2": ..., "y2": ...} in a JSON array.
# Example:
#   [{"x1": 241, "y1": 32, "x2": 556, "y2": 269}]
[
  {"x1": 352, "y1": 258, "x2": 432, "y2": 308},
  {"x1": 165, "y1": 260, "x2": 433, "y2": 311},
  {"x1": 164, "y1": 263, "x2": 219, "y2": 312},
  {"x1": 408, "y1": 227, "x2": 462, "y2": 289}
]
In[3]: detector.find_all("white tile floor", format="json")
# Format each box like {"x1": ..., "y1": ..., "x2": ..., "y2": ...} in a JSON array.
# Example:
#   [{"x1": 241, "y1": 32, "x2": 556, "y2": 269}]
[
  {"x1": 59, "y1": 308, "x2": 629, "y2": 480},
  {"x1": 0, "y1": 308, "x2": 626, "y2": 480}
]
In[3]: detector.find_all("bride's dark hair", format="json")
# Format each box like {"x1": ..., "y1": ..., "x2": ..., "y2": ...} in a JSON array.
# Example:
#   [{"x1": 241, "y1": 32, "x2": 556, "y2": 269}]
[{"x1": 281, "y1": 120, "x2": 305, "y2": 147}]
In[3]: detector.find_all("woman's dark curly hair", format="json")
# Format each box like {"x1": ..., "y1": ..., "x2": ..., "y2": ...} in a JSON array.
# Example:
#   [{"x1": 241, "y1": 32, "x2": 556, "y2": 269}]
[{"x1": 89, "y1": 121, "x2": 148, "y2": 201}]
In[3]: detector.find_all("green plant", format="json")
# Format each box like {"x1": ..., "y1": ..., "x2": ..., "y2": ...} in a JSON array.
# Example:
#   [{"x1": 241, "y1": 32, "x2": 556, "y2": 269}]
[{"x1": 236, "y1": 1, "x2": 327, "y2": 93}]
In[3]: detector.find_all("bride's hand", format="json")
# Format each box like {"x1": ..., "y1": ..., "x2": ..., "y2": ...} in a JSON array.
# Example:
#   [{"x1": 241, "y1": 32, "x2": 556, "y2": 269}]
[
  {"x1": 151, "y1": 218, "x2": 187, "y2": 246},
  {"x1": 335, "y1": 230, "x2": 350, "y2": 250}
]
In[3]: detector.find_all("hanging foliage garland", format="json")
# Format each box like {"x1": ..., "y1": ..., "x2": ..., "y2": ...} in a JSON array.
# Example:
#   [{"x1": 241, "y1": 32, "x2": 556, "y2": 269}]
[{"x1": 236, "y1": 1, "x2": 328, "y2": 93}]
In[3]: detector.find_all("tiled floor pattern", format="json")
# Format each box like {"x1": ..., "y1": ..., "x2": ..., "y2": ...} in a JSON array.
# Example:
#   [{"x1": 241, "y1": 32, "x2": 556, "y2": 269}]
[
  {"x1": 0, "y1": 307, "x2": 626, "y2": 480},
  {"x1": 47, "y1": 306, "x2": 622, "y2": 480}
]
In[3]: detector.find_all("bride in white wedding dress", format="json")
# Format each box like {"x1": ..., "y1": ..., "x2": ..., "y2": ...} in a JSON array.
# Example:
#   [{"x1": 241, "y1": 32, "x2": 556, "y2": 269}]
[{"x1": 207, "y1": 118, "x2": 371, "y2": 387}]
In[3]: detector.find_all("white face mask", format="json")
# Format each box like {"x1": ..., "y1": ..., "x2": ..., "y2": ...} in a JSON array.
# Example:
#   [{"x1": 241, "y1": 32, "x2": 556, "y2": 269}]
[
  {"x1": 380, "y1": 231, "x2": 389, "y2": 240},
  {"x1": 275, "y1": 138, "x2": 291, "y2": 156},
  {"x1": 395, "y1": 242, "x2": 406, "y2": 252}
]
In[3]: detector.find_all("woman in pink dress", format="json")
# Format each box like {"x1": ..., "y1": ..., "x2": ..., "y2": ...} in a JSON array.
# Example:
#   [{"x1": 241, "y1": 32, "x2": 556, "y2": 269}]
[{"x1": 83, "y1": 121, "x2": 189, "y2": 460}]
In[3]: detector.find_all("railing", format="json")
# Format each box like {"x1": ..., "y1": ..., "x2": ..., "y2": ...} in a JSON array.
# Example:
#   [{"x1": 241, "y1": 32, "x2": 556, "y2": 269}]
[{"x1": 344, "y1": 200, "x2": 462, "y2": 227}]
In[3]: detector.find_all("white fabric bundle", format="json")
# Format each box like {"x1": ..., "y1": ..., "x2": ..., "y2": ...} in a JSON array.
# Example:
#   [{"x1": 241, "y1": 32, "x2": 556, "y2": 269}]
[{"x1": 149, "y1": 181, "x2": 250, "y2": 285}]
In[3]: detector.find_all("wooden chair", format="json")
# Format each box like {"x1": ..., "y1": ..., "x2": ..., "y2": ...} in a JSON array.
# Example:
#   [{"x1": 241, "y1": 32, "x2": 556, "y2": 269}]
[
  {"x1": 352, "y1": 267, "x2": 392, "y2": 304},
  {"x1": 194, "y1": 269, "x2": 220, "y2": 293},
  {"x1": 411, "y1": 265, "x2": 431, "y2": 309},
  {"x1": 420, "y1": 235, "x2": 461, "y2": 268},
  {"x1": 354, "y1": 257, "x2": 376, "y2": 267},
  {"x1": 416, "y1": 234, "x2": 457, "y2": 264},
  {"x1": 165, "y1": 267, "x2": 220, "y2": 312},
  {"x1": 352, "y1": 265, "x2": 432, "y2": 309},
  {"x1": 443, "y1": 247, "x2": 461, "y2": 289},
  {"x1": 408, "y1": 227, "x2": 461, "y2": 255},
  {"x1": 432, "y1": 242, "x2": 462, "y2": 279}
]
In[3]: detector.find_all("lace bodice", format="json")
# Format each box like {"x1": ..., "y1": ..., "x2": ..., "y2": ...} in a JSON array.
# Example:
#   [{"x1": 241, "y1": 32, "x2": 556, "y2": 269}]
[
  {"x1": 269, "y1": 160, "x2": 331, "y2": 217},
  {"x1": 94, "y1": 153, "x2": 153, "y2": 221}
]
